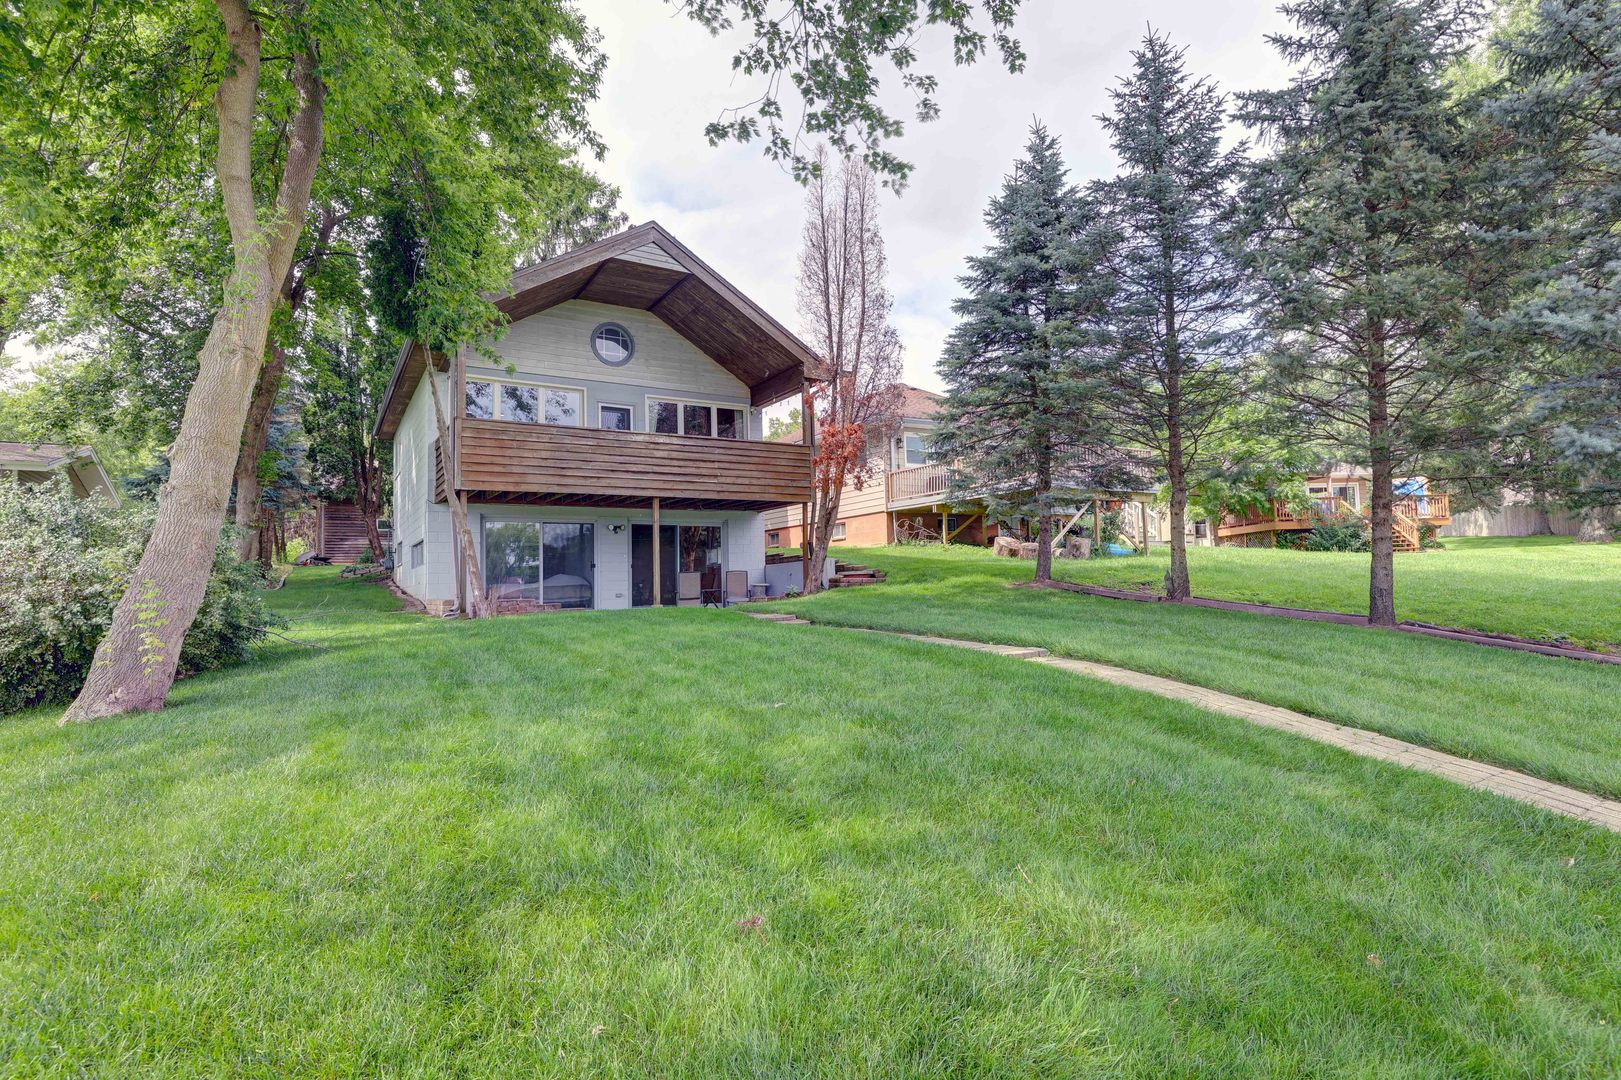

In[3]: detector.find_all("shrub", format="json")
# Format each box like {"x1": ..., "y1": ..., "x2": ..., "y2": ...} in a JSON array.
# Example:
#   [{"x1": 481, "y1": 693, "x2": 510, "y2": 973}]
[
  {"x1": 284, "y1": 536, "x2": 309, "y2": 565},
  {"x1": 0, "y1": 477, "x2": 281, "y2": 715},
  {"x1": 1303, "y1": 514, "x2": 1371, "y2": 552}
]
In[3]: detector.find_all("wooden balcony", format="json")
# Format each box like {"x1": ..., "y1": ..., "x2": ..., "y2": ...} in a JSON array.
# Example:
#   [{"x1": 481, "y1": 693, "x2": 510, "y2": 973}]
[
  {"x1": 451, "y1": 417, "x2": 812, "y2": 511},
  {"x1": 1219, "y1": 493, "x2": 1452, "y2": 537},
  {"x1": 887, "y1": 462, "x2": 953, "y2": 508}
]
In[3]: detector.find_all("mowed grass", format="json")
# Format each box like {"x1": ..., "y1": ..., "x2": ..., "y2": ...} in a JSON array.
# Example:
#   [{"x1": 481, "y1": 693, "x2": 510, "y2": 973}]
[
  {"x1": 765, "y1": 544, "x2": 1621, "y2": 799},
  {"x1": 0, "y1": 569, "x2": 1616, "y2": 1076},
  {"x1": 1042, "y1": 534, "x2": 1621, "y2": 649}
]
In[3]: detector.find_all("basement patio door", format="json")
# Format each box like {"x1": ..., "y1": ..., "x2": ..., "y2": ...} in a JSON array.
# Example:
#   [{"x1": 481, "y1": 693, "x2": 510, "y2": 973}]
[{"x1": 482, "y1": 521, "x2": 595, "y2": 609}]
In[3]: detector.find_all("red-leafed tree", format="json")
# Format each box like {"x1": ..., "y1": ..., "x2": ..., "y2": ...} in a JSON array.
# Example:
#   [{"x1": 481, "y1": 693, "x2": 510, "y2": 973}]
[{"x1": 797, "y1": 149, "x2": 903, "y2": 591}]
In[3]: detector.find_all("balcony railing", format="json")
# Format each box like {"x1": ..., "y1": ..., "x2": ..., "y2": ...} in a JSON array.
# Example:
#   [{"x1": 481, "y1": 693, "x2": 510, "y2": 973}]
[
  {"x1": 1221, "y1": 492, "x2": 1451, "y2": 532},
  {"x1": 452, "y1": 417, "x2": 812, "y2": 509},
  {"x1": 887, "y1": 462, "x2": 953, "y2": 506}
]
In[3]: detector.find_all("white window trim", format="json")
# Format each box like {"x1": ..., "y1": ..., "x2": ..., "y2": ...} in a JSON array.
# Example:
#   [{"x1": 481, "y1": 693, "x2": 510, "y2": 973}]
[
  {"x1": 644, "y1": 394, "x2": 750, "y2": 439},
  {"x1": 902, "y1": 432, "x2": 929, "y2": 467},
  {"x1": 479, "y1": 517, "x2": 600, "y2": 609},
  {"x1": 467, "y1": 376, "x2": 588, "y2": 427},
  {"x1": 598, "y1": 402, "x2": 635, "y2": 431}
]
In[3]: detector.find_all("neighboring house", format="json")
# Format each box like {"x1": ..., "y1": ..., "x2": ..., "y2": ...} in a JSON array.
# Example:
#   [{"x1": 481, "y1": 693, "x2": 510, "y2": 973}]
[
  {"x1": 374, "y1": 222, "x2": 819, "y2": 615},
  {"x1": 0, "y1": 442, "x2": 120, "y2": 505},
  {"x1": 762, "y1": 385, "x2": 1159, "y2": 549},
  {"x1": 762, "y1": 385, "x2": 949, "y2": 547},
  {"x1": 1215, "y1": 464, "x2": 1453, "y2": 550}
]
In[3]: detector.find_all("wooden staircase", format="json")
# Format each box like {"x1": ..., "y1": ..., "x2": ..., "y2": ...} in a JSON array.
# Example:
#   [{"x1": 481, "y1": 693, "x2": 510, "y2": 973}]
[
  {"x1": 827, "y1": 560, "x2": 886, "y2": 588},
  {"x1": 1391, "y1": 507, "x2": 1421, "y2": 552},
  {"x1": 317, "y1": 501, "x2": 389, "y2": 564}
]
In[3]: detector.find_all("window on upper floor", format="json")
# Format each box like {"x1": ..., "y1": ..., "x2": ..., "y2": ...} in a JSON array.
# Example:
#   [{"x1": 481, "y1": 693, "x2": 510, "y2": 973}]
[
  {"x1": 468, "y1": 378, "x2": 582, "y2": 427},
  {"x1": 903, "y1": 432, "x2": 928, "y2": 466},
  {"x1": 501, "y1": 383, "x2": 539, "y2": 424},
  {"x1": 600, "y1": 404, "x2": 632, "y2": 431},
  {"x1": 650, "y1": 399, "x2": 747, "y2": 440},
  {"x1": 591, "y1": 323, "x2": 634, "y2": 366}
]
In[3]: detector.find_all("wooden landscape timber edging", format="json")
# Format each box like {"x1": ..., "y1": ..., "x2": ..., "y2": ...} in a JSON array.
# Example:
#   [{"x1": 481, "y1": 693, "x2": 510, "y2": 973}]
[{"x1": 1013, "y1": 580, "x2": 1621, "y2": 664}]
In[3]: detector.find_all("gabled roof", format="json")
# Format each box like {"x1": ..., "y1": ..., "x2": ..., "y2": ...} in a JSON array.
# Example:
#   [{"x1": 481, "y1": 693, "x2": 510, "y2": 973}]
[
  {"x1": 898, "y1": 384, "x2": 945, "y2": 422},
  {"x1": 0, "y1": 441, "x2": 120, "y2": 505},
  {"x1": 374, "y1": 221, "x2": 825, "y2": 441}
]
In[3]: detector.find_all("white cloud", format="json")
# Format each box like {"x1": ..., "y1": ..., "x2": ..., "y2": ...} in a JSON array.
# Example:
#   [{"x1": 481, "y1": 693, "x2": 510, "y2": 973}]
[{"x1": 586, "y1": 0, "x2": 1297, "y2": 392}]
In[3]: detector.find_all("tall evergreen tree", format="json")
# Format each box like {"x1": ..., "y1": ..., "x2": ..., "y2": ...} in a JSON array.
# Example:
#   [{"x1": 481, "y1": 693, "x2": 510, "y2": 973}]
[
  {"x1": 1489, "y1": 0, "x2": 1621, "y2": 541},
  {"x1": 933, "y1": 124, "x2": 1114, "y2": 584},
  {"x1": 1091, "y1": 31, "x2": 1253, "y2": 600},
  {"x1": 1236, "y1": 0, "x2": 1501, "y2": 625}
]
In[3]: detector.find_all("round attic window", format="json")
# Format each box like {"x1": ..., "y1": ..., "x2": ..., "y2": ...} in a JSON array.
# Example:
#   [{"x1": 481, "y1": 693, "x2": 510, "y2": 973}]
[{"x1": 591, "y1": 322, "x2": 634, "y2": 366}]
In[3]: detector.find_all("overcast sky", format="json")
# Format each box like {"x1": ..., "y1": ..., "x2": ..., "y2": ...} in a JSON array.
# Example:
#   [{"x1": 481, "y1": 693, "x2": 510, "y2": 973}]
[{"x1": 587, "y1": 0, "x2": 1299, "y2": 393}]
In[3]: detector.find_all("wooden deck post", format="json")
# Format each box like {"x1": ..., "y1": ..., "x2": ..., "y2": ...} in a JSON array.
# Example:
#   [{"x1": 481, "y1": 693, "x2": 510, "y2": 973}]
[
  {"x1": 801, "y1": 386, "x2": 815, "y2": 590},
  {"x1": 1093, "y1": 499, "x2": 1102, "y2": 557},
  {"x1": 652, "y1": 497, "x2": 663, "y2": 607},
  {"x1": 1140, "y1": 500, "x2": 1150, "y2": 555}
]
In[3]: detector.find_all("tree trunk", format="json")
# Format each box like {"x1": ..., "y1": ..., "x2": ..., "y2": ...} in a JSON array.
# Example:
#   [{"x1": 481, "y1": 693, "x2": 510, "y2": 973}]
[
  {"x1": 359, "y1": 458, "x2": 384, "y2": 561},
  {"x1": 1031, "y1": 440, "x2": 1054, "y2": 582},
  {"x1": 1161, "y1": 248, "x2": 1191, "y2": 600},
  {"x1": 232, "y1": 340, "x2": 286, "y2": 561},
  {"x1": 1530, "y1": 506, "x2": 1553, "y2": 536},
  {"x1": 232, "y1": 207, "x2": 337, "y2": 562},
  {"x1": 1165, "y1": 431, "x2": 1191, "y2": 601},
  {"x1": 423, "y1": 351, "x2": 488, "y2": 616},
  {"x1": 1575, "y1": 504, "x2": 1614, "y2": 544},
  {"x1": 63, "y1": 263, "x2": 288, "y2": 721},
  {"x1": 1365, "y1": 328, "x2": 1397, "y2": 627},
  {"x1": 62, "y1": 6, "x2": 325, "y2": 723},
  {"x1": 1367, "y1": 448, "x2": 1397, "y2": 627}
]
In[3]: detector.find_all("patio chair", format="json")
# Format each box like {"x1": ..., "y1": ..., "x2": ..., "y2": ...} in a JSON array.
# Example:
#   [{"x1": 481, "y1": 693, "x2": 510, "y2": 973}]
[
  {"x1": 678, "y1": 571, "x2": 701, "y2": 606},
  {"x1": 724, "y1": 569, "x2": 749, "y2": 605},
  {"x1": 700, "y1": 564, "x2": 724, "y2": 608}
]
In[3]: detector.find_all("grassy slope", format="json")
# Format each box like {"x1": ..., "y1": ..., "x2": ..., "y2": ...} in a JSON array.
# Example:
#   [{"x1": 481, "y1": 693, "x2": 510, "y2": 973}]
[
  {"x1": 1040, "y1": 535, "x2": 1621, "y2": 649},
  {"x1": 766, "y1": 544, "x2": 1621, "y2": 799},
  {"x1": 0, "y1": 569, "x2": 1615, "y2": 1076}
]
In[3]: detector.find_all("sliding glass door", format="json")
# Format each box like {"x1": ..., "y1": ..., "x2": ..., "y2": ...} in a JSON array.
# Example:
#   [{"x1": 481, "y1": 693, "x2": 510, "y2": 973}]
[
  {"x1": 483, "y1": 521, "x2": 594, "y2": 609},
  {"x1": 540, "y1": 523, "x2": 593, "y2": 608},
  {"x1": 630, "y1": 523, "x2": 723, "y2": 607}
]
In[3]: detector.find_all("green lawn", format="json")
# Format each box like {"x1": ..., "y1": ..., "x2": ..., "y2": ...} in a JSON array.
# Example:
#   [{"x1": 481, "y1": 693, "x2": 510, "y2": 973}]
[
  {"x1": 0, "y1": 569, "x2": 1617, "y2": 1076},
  {"x1": 766, "y1": 542, "x2": 1621, "y2": 799},
  {"x1": 1014, "y1": 535, "x2": 1619, "y2": 649}
]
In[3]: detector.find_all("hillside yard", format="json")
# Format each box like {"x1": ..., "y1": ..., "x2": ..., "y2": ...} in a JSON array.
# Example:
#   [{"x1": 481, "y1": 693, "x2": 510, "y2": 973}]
[
  {"x1": 0, "y1": 569, "x2": 1617, "y2": 1076},
  {"x1": 766, "y1": 540, "x2": 1621, "y2": 799},
  {"x1": 1045, "y1": 535, "x2": 1616, "y2": 649}
]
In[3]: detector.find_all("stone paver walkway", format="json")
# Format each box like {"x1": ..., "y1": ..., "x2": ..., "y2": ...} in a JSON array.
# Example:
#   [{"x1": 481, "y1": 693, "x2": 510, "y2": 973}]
[{"x1": 744, "y1": 612, "x2": 1621, "y2": 832}]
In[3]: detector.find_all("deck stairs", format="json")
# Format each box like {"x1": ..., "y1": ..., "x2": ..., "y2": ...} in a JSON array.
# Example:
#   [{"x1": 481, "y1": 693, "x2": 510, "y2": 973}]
[
  {"x1": 318, "y1": 501, "x2": 389, "y2": 564},
  {"x1": 827, "y1": 560, "x2": 887, "y2": 588}
]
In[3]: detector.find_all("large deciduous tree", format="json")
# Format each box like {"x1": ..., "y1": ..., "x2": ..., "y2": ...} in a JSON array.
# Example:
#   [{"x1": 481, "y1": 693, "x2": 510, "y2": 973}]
[
  {"x1": 1488, "y1": 0, "x2": 1621, "y2": 542},
  {"x1": 682, "y1": 0, "x2": 1028, "y2": 187},
  {"x1": 5, "y1": 0, "x2": 606, "y2": 721},
  {"x1": 796, "y1": 149, "x2": 902, "y2": 592},
  {"x1": 933, "y1": 124, "x2": 1114, "y2": 585},
  {"x1": 1091, "y1": 31, "x2": 1253, "y2": 600},
  {"x1": 1236, "y1": 0, "x2": 1502, "y2": 625}
]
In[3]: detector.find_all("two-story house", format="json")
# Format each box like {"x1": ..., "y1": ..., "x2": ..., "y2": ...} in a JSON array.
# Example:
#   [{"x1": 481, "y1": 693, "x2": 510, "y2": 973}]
[
  {"x1": 375, "y1": 223, "x2": 820, "y2": 614},
  {"x1": 762, "y1": 385, "x2": 1159, "y2": 550},
  {"x1": 761, "y1": 385, "x2": 957, "y2": 548}
]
